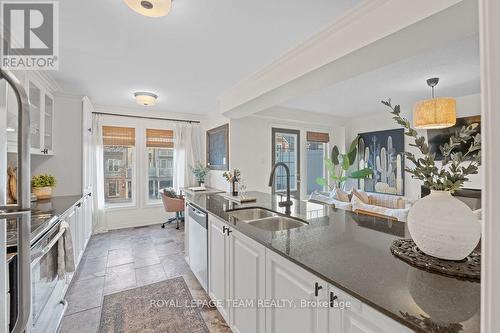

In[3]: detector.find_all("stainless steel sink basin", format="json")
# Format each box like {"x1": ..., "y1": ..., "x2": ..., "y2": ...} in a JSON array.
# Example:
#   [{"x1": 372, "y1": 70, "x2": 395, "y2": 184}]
[
  {"x1": 247, "y1": 216, "x2": 307, "y2": 231},
  {"x1": 227, "y1": 208, "x2": 275, "y2": 221}
]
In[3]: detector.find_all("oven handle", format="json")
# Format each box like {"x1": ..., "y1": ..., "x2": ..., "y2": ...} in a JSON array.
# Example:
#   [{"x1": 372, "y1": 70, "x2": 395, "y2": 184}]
[{"x1": 31, "y1": 225, "x2": 66, "y2": 264}]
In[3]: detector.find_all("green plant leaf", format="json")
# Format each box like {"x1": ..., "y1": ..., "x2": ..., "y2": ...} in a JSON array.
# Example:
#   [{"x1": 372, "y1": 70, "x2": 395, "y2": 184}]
[
  {"x1": 349, "y1": 168, "x2": 373, "y2": 179},
  {"x1": 315, "y1": 178, "x2": 328, "y2": 186},
  {"x1": 347, "y1": 147, "x2": 357, "y2": 167},
  {"x1": 331, "y1": 146, "x2": 340, "y2": 165},
  {"x1": 341, "y1": 154, "x2": 350, "y2": 171},
  {"x1": 348, "y1": 136, "x2": 359, "y2": 154}
]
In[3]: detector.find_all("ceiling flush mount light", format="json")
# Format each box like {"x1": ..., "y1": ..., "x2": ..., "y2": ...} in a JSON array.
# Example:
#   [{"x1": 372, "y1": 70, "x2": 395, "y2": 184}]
[
  {"x1": 134, "y1": 92, "x2": 158, "y2": 106},
  {"x1": 413, "y1": 77, "x2": 456, "y2": 129},
  {"x1": 123, "y1": 0, "x2": 172, "y2": 18}
]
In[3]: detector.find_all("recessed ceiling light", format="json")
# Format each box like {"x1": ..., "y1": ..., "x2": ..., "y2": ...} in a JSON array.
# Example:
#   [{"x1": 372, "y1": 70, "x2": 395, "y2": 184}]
[
  {"x1": 123, "y1": 0, "x2": 172, "y2": 18},
  {"x1": 134, "y1": 92, "x2": 158, "y2": 106},
  {"x1": 6, "y1": 127, "x2": 15, "y2": 132}
]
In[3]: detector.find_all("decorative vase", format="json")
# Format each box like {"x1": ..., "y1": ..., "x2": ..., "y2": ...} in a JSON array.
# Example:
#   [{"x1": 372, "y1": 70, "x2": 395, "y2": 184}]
[
  {"x1": 33, "y1": 186, "x2": 53, "y2": 200},
  {"x1": 407, "y1": 190, "x2": 480, "y2": 260}
]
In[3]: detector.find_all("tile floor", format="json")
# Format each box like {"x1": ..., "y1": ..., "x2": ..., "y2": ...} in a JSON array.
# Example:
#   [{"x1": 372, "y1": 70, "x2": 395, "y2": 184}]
[{"x1": 60, "y1": 222, "x2": 231, "y2": 333}]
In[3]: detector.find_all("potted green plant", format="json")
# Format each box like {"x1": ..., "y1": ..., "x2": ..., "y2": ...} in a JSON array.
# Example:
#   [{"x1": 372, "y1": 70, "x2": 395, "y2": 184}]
[
  {"x1": 32, "y1": 174, "x2": 57, "y2": 200},
  {"x1": 316, "y1": 136, "x2": 373, "y2": 190},
  {"x1": 383, "y1": 99, "x2": 481, "y2": 260},
  {"x1": 192, "y1": 163, "x2": 210, "y2": 187}
]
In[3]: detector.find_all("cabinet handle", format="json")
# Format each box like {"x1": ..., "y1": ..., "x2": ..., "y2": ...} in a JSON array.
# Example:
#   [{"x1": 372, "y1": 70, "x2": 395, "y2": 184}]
[
  {"x1": 314, "y1": 282, "x2": 323, "y2": 297},
  {"x1": 330, "y1": 291, "x2": 338, "y2": 307},
  {"x1": 222, "y1": 226, "x2": 228, "y2": 234},
  {"x1": 227, "y1": 229, "x2": 232, "y2": 236}
]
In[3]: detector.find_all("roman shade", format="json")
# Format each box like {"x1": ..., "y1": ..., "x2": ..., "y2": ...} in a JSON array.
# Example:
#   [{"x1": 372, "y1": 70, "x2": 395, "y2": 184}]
[
  {"x1": 103, "y1": 126, "x2": 135, "y2": 146},
  {"x1": 146, "y1": 128, "x2": 174, "y2": 148},
  {"x1": 306, "y1": 131, "x2": 330, "y2": 143}
]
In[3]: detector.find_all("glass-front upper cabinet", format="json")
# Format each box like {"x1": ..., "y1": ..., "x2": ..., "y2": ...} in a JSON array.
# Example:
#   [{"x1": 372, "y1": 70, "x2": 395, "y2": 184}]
[
  {"x1": 5, "y1": 74, "x2": 55, "y2": 155},
  {"x1": 26, "y1": 76, "x2": 55, "y2": 155},
  {"x1": 28, "y1": 80, "x2": 42, "y2": 151},
  {"x1": 43, "y1": 93, "x2": 54, "y2": 152}
]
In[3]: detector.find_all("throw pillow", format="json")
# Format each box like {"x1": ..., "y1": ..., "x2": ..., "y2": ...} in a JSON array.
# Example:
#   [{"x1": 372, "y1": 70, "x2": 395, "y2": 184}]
[
  {"x1": 334, "y1": 187, "x2": 351, "y2": 202},
  {"x1": 352, "y1": 188, "x2": 370, "y2": 204}
]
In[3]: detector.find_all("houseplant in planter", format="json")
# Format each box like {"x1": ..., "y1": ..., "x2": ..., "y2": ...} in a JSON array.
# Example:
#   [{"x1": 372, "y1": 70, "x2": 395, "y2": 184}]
[
  {"x1": 32, "y1": 174, "x2": 57, "y2": 200},
  {"x1": 192, "y1": 163, "x2": 210, "y2": 187},
  {"x1": 383, "y1": 99, "x2": 481, "y2": 260},
  {"x1": 315, "y1": 136, "x2": 373, "y2": 190}
]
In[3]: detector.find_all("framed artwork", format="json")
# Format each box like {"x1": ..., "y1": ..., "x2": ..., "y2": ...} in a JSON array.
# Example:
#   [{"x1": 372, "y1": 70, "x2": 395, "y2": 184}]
[
  {"x1": 206, "y1": 124, "x2": 229, "y2": 171},
  {"x1": 357, "y1": 128, "x2": 405, "y2": 195},
  {"x1": 427, "y1": 115, "x2": 481, "y2": 161}
]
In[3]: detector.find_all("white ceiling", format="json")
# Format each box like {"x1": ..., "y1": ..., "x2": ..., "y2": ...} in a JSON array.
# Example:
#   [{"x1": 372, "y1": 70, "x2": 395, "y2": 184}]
[
  {"x1": 283, "y1": 34, "x2": 480, "y2": 118},
  {"x1": 50, "y1": 0, "x2": 362, "y2": 114}
]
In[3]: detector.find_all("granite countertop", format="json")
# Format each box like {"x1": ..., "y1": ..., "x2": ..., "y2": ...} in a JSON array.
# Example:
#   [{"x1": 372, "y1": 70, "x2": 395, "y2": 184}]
[
  {"x1": 185, "y1": 191, "x2": 480, "y2": 333},
  {"x1": 6, "y1": 193, "x2": 90, "y2": 249}
]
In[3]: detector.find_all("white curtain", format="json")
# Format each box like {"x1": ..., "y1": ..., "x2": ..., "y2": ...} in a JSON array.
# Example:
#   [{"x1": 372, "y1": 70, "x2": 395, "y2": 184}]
[
  {"x1": 173, "y1": 122, "x2": 203, "y2": 192},
  {"x1": 91, "y1": 114, "x2": 106, "y2": 233}
]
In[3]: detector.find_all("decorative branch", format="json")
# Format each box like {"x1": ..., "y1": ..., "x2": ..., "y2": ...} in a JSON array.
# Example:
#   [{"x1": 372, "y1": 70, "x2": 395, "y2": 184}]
[{"x1": 381, "y1": 99, "x2": 481, "y2": 192}]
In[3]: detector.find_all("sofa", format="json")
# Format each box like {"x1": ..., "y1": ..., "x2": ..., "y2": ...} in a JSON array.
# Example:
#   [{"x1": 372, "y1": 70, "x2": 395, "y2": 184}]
[{"x1": 308, "y1": 189, "x2": 412, "y2": 222}]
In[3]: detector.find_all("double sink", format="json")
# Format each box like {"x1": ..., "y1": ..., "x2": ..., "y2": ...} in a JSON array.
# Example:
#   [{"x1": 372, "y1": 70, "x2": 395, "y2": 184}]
[{"x1": 227, "y1": 207, "x2": 307, "y2": 231}]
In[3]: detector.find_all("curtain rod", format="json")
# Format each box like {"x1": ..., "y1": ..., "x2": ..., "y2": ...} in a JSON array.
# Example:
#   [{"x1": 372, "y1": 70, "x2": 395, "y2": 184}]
[{"x1": 92, "y1": 111, "x2": 201, "y2": 124}]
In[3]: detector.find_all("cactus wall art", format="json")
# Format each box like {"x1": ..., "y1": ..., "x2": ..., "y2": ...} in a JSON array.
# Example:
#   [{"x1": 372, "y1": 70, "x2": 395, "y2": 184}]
[{"x1": 357, "y1": 128, "x2": 405, "y2": 195}]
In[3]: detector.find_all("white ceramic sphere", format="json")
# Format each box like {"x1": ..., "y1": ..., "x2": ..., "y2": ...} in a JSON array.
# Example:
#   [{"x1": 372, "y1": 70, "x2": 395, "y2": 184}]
[{"x1": 407, "y1": 190, "x2": 480, "y2": 260}]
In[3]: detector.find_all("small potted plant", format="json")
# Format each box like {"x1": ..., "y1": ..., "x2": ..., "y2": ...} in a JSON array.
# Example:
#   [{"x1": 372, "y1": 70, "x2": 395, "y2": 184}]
[
  {"x1": 32, "y1": 174, "x2": 57, "y2": 200},
  {"x1": 192, "y1": 163, "x2": 210, "y2": 187}
]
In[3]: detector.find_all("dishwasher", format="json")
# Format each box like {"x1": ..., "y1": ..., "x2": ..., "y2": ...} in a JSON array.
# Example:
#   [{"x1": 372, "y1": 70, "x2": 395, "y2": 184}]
[{"x1": 187, "y1": 203, "x2": 208, "y2": 291}]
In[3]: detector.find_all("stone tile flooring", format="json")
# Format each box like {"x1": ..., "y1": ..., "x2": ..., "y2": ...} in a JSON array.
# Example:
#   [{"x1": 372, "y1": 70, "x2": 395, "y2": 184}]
[{"x1": 60, "y1": 222, "x2": 231, "y2": 333}]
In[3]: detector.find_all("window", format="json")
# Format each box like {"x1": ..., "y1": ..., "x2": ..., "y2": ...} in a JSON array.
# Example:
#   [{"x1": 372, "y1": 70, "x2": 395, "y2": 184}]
[
  {"x1": 146, "y1": 128, "x2": 174, "y2": 202},
  {"x1": 107, "y1": 159, "x2": 120, "y2": 172},
  {"x1": 306, "y1": 131, "x2": 329, "y2": 194},
  {"x1": 103, "y1": 126, "x2": 136, "y2": 205}
]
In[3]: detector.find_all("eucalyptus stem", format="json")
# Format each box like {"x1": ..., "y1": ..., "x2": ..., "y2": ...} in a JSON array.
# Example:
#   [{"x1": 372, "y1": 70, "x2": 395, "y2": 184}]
[{"x1": 381, "y1": 99, "x2": 481, "y2": 192}]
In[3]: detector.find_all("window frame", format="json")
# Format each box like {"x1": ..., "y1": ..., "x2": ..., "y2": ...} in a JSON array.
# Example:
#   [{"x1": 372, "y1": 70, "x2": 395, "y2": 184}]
[
  {"x1": 145, "y1": 147, "x2": 174, "y2": 206},
  {"x1": 100, "y1": 116, "x2": 177, "y2": 210},
  {"x1": 101, "y1": 118, "x2": 138, "y2": 210}
]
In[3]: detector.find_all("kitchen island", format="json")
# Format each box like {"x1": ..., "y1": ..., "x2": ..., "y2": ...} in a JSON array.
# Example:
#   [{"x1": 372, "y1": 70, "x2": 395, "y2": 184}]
[{"x1": 184, "y1": 190, "x2": 480, "y2": 333}]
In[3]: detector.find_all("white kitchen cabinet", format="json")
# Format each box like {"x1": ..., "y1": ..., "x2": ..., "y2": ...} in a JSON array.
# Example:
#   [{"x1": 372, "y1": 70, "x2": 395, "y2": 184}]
[
  {"x1": 208, "y1": 215, "x2": 230, "y2": 321},
  {"x1": 265, "y1": 249, "x2": 328, "y2": 333},
  {"x1": 229, "y1": 228, "x2": 266, "y2": 333},
  {"x1": 6, "y1": 74, "x2": 55, "y2": 155},
  {"x1": 320, "y1": 284, "x2": 413, "y2": 333},
  {"x1": 329, "y1": 287, "x2": 412, "y2": 333}
]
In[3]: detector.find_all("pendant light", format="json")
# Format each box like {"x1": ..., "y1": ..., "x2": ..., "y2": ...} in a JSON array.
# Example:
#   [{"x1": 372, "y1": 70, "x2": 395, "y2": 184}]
[
  {"x1": 123, "y1": 0, "x2": 172, "y2": 18},
  {"x1": 134, "y1": 92, "x2": 158, "y2": 106},
  {"x1": 413, "y1": 78, "x2": 456, "y2": 129}
]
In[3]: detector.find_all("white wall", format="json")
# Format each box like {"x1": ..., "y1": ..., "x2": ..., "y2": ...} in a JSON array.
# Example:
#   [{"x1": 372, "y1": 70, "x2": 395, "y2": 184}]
[
  {"x1": 225, "y1": 107, "x2": 346, "y2": 199},
  {"x1": 344, "y1": 93, "x2": 482, "y2": 200},
  {"x1": 31, "y1": 94, "x2": 83, "y2": 197},
  {"x1": 202, "y1": 113, "x2": 231, "y2": 192}
]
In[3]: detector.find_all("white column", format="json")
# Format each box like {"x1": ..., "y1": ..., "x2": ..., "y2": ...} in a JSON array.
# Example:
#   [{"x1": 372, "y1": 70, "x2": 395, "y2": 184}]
[{"x1": 480, "y1": 0, "x2": 500, "y2": 332}]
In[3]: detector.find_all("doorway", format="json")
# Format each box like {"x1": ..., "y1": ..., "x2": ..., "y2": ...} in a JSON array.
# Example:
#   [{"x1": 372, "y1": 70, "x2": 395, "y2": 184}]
[{"x1": 271, "y1": 128, "x2": 300, "y2": 198}]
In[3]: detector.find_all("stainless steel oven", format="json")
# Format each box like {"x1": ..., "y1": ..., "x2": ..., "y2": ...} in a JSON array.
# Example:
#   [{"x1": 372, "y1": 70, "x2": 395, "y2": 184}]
[{"x1": 29, "y1": 222, "x2": 68, "y2": 333}]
